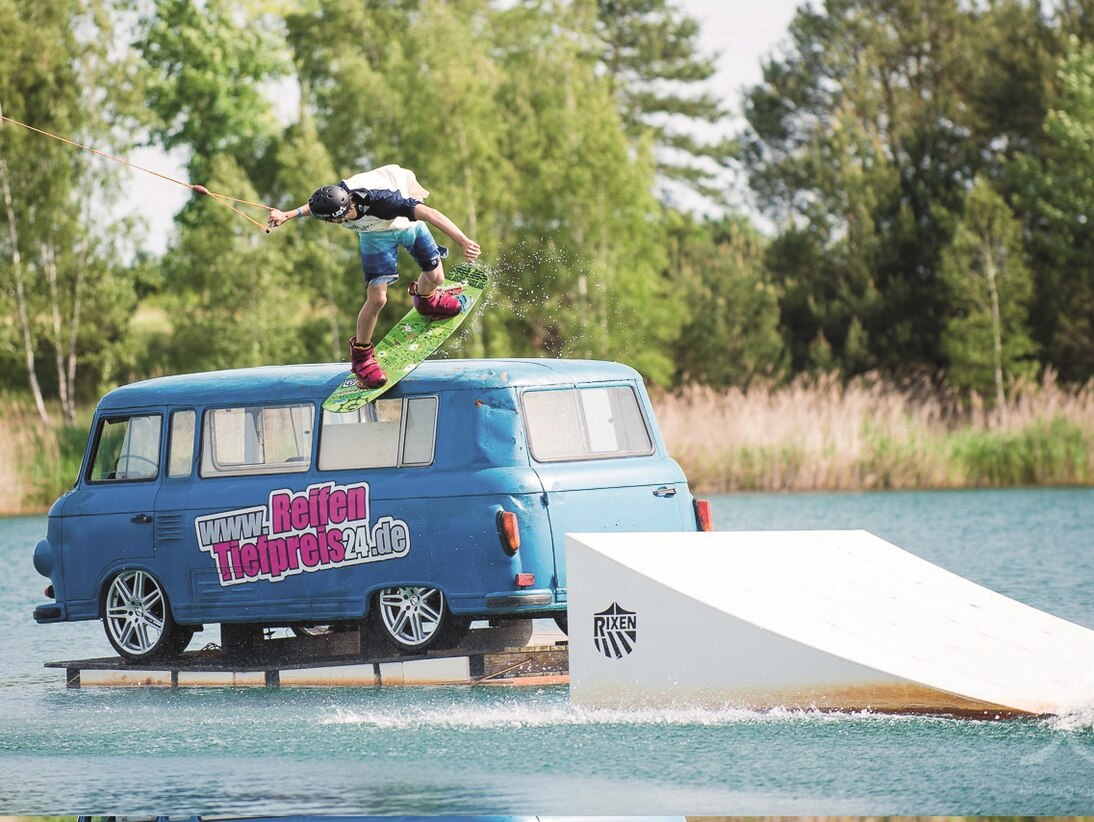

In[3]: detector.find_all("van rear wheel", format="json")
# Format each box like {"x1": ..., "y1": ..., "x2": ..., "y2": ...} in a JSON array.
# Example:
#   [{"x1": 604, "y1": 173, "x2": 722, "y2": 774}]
[
  {"x1": 103, "y1": 570, "x2": 193, "y2": 661},
  {"x1": 371, "y1": 586, "x2": 466, "y2": 654}
]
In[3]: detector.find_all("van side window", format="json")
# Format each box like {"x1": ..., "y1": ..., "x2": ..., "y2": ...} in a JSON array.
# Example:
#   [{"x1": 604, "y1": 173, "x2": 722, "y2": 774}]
[
  {"x1": 168, "y1": 410, "x2": 196, "y2": 478},
  {"x1": 318, "y1": 396, "x2": 438, "y2": 470},
  {"x1": 88, "y1": 415, "x2": 163, "y2": 482},
  {"x1": 201, "y1": 405, "x2": 313, "y2": 477},
  {"x1": 522, "y1": 386, "x2": 653, "y2": 462}
]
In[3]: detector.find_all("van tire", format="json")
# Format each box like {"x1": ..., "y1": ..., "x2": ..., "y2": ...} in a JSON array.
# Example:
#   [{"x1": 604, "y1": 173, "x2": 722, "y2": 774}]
[
  {"x1": 553, "y1": 614, "x2": 568, "y2": 635},
  {"x1": 370, "y1": 586, "x2": 460, "y2": 654},
  {"x1": 102, "y1": 569, "x2": 194, "y2": 661}
]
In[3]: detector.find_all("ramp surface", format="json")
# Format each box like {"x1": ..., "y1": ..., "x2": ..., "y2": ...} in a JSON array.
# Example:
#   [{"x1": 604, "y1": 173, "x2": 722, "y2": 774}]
[{"x1": 567, "y1": 530, "x2": 1094, "y2": 715}]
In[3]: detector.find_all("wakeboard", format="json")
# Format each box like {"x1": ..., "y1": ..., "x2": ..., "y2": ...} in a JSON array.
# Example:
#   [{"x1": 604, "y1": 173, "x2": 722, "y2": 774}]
[{"x1": 322, "y1": 262, "x2": 489, "y2": 413}]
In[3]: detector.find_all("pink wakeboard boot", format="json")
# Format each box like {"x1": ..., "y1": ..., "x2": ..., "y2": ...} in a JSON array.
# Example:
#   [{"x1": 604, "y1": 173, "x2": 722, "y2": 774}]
[
  {"x1": 349, "y1": 337, "x2": 386, "y2": 389},
  {"x1": 409, "y1": 281, "x2": 462, "y2": 320}
]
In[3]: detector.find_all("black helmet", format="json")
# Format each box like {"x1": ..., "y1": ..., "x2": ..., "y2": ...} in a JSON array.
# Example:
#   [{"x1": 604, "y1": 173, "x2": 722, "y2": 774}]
[{"x1": 308, "y1": 184, "x2": 352, "y2": 220}]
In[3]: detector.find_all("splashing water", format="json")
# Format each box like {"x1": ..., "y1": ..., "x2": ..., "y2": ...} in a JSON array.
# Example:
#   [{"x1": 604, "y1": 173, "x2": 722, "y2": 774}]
[
  {"x1": 1046, "y1": 702, "x2": 1094, "y2": 732},
  {"x1": 318, "y1": 696, "x2": 960, "y2": 732},
  {"x1": 440, "y1": 244, "x2": 613, "y2": 358}
]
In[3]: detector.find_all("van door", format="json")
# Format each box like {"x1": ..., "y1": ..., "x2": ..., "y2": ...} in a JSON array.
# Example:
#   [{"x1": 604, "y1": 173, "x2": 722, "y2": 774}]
[
  {"x1": 167, "y1": 403, "x2": 317, "y2": 624},
  {"x1": 522, "y1": 383, "x2": 694, "y2": 599},
  {"x1": 304, "y1": 398, "x2": 435, "y2": 621},
  {"x1": 61, "y1": 411, "x2": 165, "y2": 614}
]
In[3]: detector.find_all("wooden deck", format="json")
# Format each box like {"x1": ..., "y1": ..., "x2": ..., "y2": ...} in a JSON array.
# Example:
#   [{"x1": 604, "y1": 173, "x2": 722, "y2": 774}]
[{"x1": 47, "y1": 621, "x2": 569, "y2": 689}]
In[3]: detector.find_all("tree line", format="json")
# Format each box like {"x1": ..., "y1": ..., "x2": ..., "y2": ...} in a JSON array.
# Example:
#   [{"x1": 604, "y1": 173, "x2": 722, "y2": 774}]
[{"x1": 2, "y1": 0, "x2": 1092, "y2": 426}]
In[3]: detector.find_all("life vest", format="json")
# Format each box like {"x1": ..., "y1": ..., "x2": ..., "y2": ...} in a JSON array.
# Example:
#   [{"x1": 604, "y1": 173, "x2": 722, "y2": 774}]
[{"x1": 337, "y1": 165, "x2": 430, "y2": 233}]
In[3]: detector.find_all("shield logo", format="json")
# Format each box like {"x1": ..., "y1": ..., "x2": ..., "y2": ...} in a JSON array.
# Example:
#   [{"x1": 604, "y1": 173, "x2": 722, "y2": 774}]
[{"x1": 593, "y1": 602, "x2": 637, "y2": 659}]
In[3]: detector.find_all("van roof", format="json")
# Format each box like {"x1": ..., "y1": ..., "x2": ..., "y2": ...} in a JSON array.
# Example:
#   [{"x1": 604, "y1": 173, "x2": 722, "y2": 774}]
[{"x1": 98, "y1": 358, "x2": 644, "y2": 410}]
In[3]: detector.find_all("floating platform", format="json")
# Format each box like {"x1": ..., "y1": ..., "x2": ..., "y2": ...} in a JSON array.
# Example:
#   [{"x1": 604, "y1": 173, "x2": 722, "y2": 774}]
[
  {"x1": 567, "y1": 530, "x2": 1094, "y2": 717},
  {"x1": 48, "y1": 621, "x2": 568, "y2": 689}
]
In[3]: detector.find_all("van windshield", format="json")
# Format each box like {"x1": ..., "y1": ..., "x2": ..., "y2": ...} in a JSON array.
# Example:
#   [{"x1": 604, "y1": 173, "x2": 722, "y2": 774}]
[
  {"x1": 88, "y1": 415, "x2": 163, "y2": 482},
  {"x1": 522, "y1": 386, "x2": 653, "y2": 462}
]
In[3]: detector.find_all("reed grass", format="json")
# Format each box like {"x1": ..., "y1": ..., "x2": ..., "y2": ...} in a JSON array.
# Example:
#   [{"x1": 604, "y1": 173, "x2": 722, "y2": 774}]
[
  {"x1": 0, "y1": 399, "x2": 87, "y2": 516},
  {"x1": 653, "y1": 371, "x2": 1094, "y2": 493}
]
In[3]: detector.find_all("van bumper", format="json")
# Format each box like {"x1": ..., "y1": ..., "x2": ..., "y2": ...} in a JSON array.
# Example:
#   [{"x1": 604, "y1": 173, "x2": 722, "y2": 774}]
[
  {"x1": 484, "y1": 588, "x2": 554, "y2": 608},
  {"x1": 33, "y1": 602, "x2": 66, "y2": 623}
]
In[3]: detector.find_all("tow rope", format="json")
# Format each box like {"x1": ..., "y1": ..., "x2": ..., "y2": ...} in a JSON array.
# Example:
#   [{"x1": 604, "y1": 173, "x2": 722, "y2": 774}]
[{"x1": 0, "y1": 111, "x2": 274, "y2": 232}]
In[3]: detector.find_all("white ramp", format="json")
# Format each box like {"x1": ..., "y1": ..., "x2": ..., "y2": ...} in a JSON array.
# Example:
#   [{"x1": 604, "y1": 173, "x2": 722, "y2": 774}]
[{"x1": 566, "y1": 531, "x2": 1094, "y2": 716}]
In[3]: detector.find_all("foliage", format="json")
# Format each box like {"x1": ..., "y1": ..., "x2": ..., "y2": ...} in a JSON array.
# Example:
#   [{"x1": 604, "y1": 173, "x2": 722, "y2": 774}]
[
  {"x1": 0, "y1": 0, "x2": 143, "y2": 422},
  {"x1": 161, "y1": 156, "x2": 322, "y2": 372},
  {"x1": 0, "y1": 396, "x2": 89, "y2": 514},
  {"x1": 283, "y1": 0, "x2": 684, "y2": 382},
  {"x1": 3, "y1": 0, "x2": 1094, "y2": 425},
  {"x1": 742, "y1": 0, "x2": 985, "y2": 376},
  {"x1": 137, "y1": 0, "x2": 287, "y2": 180},
  {"x1": 939, "y1": 176, "x2": 1037, "y2": 398},
  {"x1": 667, "y1": 213, "x2": 787, "y2": 386},
  {"x1": 1011, "y1": 38, "x2": 1094, "y2": 382},
  {"x1": 590, "y1": 0, "x2": 737, "y2": 200},
  {"x1": 27, "y1": 423, "x2": 89, "y2": 510},
  {"x1": 738, "y1": 0, "x2": 1094, "y2": 390},
  {"x1": 950, "y1": 418, "x2": 1090, "y2": 487}
]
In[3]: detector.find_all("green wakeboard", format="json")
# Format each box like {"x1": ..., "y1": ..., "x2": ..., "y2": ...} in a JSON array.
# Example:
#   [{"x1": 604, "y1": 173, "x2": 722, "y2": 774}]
[{"x1": 322, "y1": 262, "x2": 489, "y2": 413}]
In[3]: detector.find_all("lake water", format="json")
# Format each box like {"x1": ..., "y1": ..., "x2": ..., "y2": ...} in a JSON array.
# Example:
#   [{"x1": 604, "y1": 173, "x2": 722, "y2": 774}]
[{"x1": 1, "y1": 489, "x2": 1093, "y2": 815}]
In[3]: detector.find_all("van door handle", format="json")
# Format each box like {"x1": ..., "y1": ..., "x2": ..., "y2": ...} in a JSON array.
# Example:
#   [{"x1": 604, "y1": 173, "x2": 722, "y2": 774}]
[
  {"x1": 653, "y1": 486, "x2": 677, "y2": 498},
  {"x1": 131, "y1": 513, "x2": 152, "y2": 524}
]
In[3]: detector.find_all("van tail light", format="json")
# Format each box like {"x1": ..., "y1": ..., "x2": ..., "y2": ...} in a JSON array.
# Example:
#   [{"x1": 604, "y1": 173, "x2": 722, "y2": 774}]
[
  {"x1": 515, "y1": 573, "x2": 535, "y2": 588},
  {"x1": 694, "y1": 499, "x2": 714, "y2": 532},
  {"x1": 44, "y1": 584, "x2": 55, "y2": 599},
  {"x1": 496, "y1": 510, "x2": 521, "y2": 555}
]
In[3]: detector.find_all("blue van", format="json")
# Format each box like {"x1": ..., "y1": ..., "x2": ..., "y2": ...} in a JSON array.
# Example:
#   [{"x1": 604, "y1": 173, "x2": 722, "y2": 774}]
[{"x1": 33, "y1": 359, "x2": 712, "y2": 660}]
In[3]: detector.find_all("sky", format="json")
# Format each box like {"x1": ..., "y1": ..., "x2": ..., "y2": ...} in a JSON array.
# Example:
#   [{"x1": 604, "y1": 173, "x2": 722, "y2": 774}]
[
  {"x1": 685, "y1": 0, "x2": 801, "y2": 123},
  {"x1": 126, "y1": 0, "x2": 804, "y2": 254}
]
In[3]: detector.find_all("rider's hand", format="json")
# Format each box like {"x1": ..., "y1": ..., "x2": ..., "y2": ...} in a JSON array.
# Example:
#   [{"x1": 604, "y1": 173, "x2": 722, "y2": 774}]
[
  {"x1": 462, "y1": 238, "x2": 481, "y2": 263},
  {"x1": 267, "y1": 209, "x2": 290, "y2": 229}
]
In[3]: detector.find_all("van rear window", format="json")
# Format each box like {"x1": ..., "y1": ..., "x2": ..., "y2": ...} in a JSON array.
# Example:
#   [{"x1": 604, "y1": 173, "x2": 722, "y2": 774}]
[
  {"x1": 522, "y1": 386, "x2": 654, "y2": 462},
  {"x1": 201, "y1": 405, "x2": 313, "y2": 477}
]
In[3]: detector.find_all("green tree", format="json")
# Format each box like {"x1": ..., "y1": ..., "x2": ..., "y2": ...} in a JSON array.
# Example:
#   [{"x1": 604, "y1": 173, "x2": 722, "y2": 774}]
[
  {"x1": 1012, "y1": 38, "x2": 1094, "y2": 381},
  {"x1": 266, "y1": 115, "x2": 352, "y2": 361},
  {"x1": 668, "y1": 214, "x2": 787, "y2": 386},
  {"x1": 161, "y1": 156, "x2": 318, "y2": 373},
  {"x1": 490, "y1": 0, "x2": 682, "y2": 382},
  {"x1": 0, "y1": 0, "x2": 141, "y2": 421},
  {"x1": 285, "y1": 0, "x2": 515, "y2": 355},
  {"x1": 137, "y1": 0, "x2": 287, "y2": 182},
  {"x1": 742, "y1": 0, "x2": 983, "y2": 375},
  {"x1": 285, "y1": 0, "x2": 685, "y2": 383},
  {"x1": 134, "y1": 0, "x2": 339, "y2": 373},
  {"x1": 940, "y1": 176, "x2": 1036, "y2": 407},
  {"x1": 591, "y1": 0, "x2": 736, "y2": 200},
  {"x1": 963, "y1": 0, "x2": 1059, "y2": 162}
]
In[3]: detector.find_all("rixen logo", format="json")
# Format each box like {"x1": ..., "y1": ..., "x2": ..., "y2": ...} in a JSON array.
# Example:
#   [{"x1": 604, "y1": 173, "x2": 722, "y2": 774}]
[{"x1": 593, "y1": 602, "x2": 637, "y2": 659}]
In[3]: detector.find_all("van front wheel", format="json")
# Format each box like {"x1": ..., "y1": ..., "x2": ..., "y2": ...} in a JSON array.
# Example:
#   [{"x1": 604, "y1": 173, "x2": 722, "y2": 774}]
[
  {"x1": 103, "y1": 570, "x2": 193, "y2": 661},
  {"x1": 371, "y1": 586, "x2": 464, "y2": 654}
]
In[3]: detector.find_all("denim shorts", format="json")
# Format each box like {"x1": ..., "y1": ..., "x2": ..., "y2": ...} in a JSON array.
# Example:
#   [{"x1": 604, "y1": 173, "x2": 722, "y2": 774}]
[{"x1": 358, "y1": 222, "x2": 448, "y2": 286}]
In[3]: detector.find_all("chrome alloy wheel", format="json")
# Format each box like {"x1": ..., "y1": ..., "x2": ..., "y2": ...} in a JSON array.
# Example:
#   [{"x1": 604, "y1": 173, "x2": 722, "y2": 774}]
[
  {"x1": 377, "y1": 586, "x2": 446, "y2": 649},
  {"x1": 105, "y1": 569, "x2": 168, "y2": 657}
]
